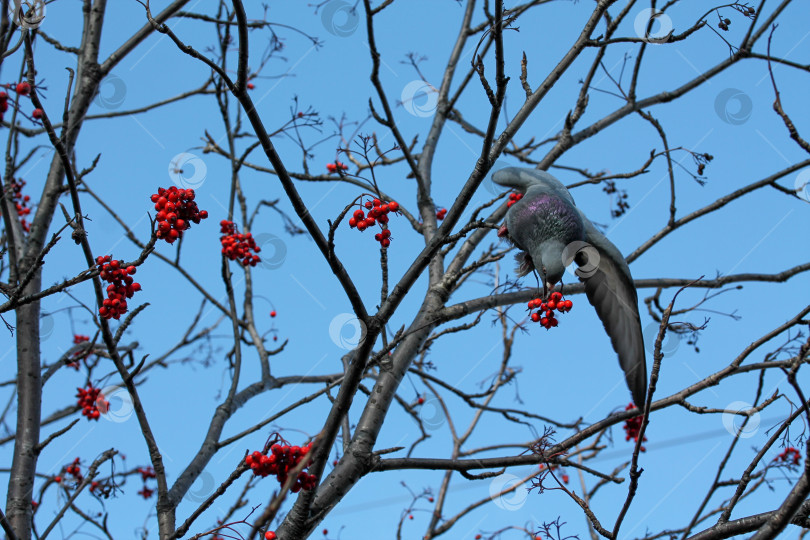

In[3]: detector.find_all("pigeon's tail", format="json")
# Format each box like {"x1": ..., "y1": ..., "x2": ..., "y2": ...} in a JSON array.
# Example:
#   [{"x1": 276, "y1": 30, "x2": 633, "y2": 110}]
[{"x1": 493, "y1": 167, "x2": 557, "y2": 192}]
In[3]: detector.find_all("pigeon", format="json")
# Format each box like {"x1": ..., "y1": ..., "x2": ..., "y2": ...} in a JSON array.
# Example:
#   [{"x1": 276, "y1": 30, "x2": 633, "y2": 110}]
[{"x1": 493, "y1": 167, "x2": 647, "y2": 407}]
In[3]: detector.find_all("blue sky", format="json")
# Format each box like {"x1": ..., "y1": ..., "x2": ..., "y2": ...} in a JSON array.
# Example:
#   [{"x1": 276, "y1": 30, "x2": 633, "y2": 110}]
[{"x1": 3, "y1": 1, "x2": 809, "y2": 538}]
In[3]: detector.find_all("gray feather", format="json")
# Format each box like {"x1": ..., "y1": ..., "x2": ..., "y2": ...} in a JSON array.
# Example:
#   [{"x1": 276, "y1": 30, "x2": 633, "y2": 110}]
[{"x1": 493, "y1": 167, "x2": 648, "y2": 406}]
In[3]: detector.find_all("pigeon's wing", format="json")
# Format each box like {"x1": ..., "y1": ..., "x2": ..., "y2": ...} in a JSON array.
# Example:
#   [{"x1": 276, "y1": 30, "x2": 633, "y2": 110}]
[
  {"x1": 578, "y1": 217, "x2": 648, "y2": 407},
  {"x1": 492, "y1": 167, "x2": 575, "y2": 205}
]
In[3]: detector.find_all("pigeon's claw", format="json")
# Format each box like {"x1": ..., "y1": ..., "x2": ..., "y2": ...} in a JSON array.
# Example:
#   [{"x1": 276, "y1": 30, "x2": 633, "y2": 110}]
[{"x1": 497, "y1": 224, "x2": 508, "y2": 238}]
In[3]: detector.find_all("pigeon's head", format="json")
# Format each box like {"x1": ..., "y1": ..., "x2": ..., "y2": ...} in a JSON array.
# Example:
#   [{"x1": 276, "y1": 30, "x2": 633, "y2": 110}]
[{"x1": 533, "y1": 239, "x2": 567, "y2": 294}]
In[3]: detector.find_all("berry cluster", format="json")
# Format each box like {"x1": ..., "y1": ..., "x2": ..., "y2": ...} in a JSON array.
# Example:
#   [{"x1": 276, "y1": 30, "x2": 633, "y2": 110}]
[
  {"x1": 67, "y1": 334, "x2": 91, "y2": 370},
  {"x1": 219, "y1": 220, "x2": 261, "y2": 266},
  {"x1": 76, "y1": 385, "x2": 109, "y2": 421},
  {"x1": 326, "y1": 161, "x2": 348, "y2": 173},
  {"x1": 527, "y1": 291, "x2": 573, "y2": 329},
  {"x1": 151, "y1": 187, "x2": 208, "y2": 243},
  {"x1": 0, "y1": 82, "x2": 44, "y2": 123},
  {"x1": 436, "y1": 207, "x2": 447, "y2": 220},
  {"x1": 507, "y1": 192, "x2": 523, "y2": 208},
  {"x1": 64, "y1": 458, "x2": 83, "y2": 482},
  {"x1": 9, "y1": 178, "x2": 31, "y2": 232},
  {"x1": 136, "y1": 466, "x2": 156, "y2": 499},
  {"x1": 348, "y1": 198, "x2": 399, "y2": 248},
  {"x1": 137, "y1": 466, "x2": 156, "y2": 480},
  {"x1": 96, "y1": 255, "x2": 141, "y2": 320},
  {"x1": 0, "y1": 82, "x2": 42, "y2": 123},
  {"x1": 15, "y1": 81, "x2": 30, "y2": 96},
  {"x1": 623, "y1": 403, "x2": 647, "y2": 452},
  {"x1": 245, "y1": 443, "x2": 317, "y2": 492},
  {"x1": 774, "y1": 447, "x2": 801, "y2": 466}
]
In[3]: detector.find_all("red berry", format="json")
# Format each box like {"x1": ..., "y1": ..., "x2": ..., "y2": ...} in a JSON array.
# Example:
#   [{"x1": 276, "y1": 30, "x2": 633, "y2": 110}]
[
  {"x1": 348, "y1": 217, "x2": 357, "y2": 228},
  {"x1": 247, "y1": 82, "x2": 255, "y2": 90},
  {"x1": 16, "y1": 81, "x2": 30, "y2": 95},
  {"x1": 265, "y1": 532, "x2": 277, "y2": 540},
  {"x1": 353, "y1": 209, "x2": 364, "y2": 219},
  {"x1": 381, "y1": 238, "x2": 390, "y2": 248},
  {"x1": 32, "y1": 108, "x2": 43, "y2": 119},
  {"x1": 417, "y1": 396, "x2": 425, "y2": 404},
  {"x1": 270, "y1": 310, "x2": 277, "y2": 317},
  {"x1": 388, "y1": 201, "x2": 399, "y2": 212},
  {"x1": 531, "y1": 312, "x2": 541, "y2": 322}
]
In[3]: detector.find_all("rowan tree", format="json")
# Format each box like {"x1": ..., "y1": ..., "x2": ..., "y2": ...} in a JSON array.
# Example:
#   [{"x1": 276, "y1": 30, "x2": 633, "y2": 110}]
[{"x1": 1, "y1": 1, "x2": 809, "y2": 540}]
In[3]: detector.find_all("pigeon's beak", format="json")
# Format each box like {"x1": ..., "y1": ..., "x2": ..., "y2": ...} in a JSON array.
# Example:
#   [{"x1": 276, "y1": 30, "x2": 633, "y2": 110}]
[{"x1": 537, "y1": 268, "x2": 548, "y2": 298}]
